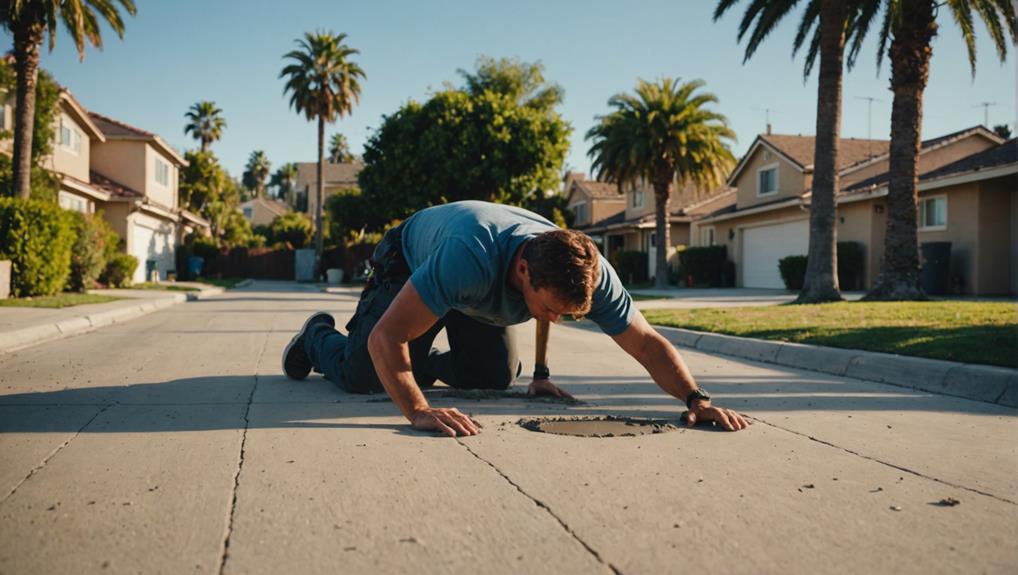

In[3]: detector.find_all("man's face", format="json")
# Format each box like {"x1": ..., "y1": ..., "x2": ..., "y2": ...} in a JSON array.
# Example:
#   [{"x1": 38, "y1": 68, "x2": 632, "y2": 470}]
[{"x1": 522, "y1": 284, "x2": 577, "y2": 323}]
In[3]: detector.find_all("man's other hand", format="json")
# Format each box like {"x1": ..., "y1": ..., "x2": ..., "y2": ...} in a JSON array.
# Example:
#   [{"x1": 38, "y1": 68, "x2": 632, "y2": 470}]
[
  {"x1": 527, "y1": 378, "x2": 575, "y2": 401},
  {"x1": 687, "y1": 402, "x2": 751, "y2": 431},
  {"x1": 411, "y1": 407, "x2": 481, "y2": 437}
]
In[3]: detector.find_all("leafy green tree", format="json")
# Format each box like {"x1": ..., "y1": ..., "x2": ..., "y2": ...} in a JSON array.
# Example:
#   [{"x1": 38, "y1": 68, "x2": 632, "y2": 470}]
[
  {"x1": 178, "y1": 151, "x2": 243, "y2": 244},
  {"x1": 0, "y1": 0, "x2": 136, "y2": 199},
  {"x1": 0, "y1": 59, "x2": 61, "y2": 200},
  {"x1": 716, "y1": 0, "x2": 875, "y2": 303},
  {"x1": 858, "y1": 0, "x2": 1016, "y2": 300},
  {"x1": 587, "y1": 78, "x2": 735, "y2": 289},
  {"x1": 992, "y1": 124, "x2": 1012, "y2": 140},
  {"x1": 358, "y1": 57, "x2": 570, "y2": 227},
  {"x1": 242, "y1": 150, "x2": 271, "y2": 198},
  {"x1": 184, "y1": 101, "x2": 226, "y2": 153},
  {"x1": 328, "y1": 133, "x2": 354, "y2": 163},
  {"x1": 269, "y1": 211, "x2": 314, "y2": 248},
  {"x1": 280, "y1": 30, "x2": 365, "y2": 264},
  {"x1": 325, "y1": 188, "x2": 372, "y2": 244},
  {"x1": 269, "y1": 162, "x2": 299, "y2": 204}
]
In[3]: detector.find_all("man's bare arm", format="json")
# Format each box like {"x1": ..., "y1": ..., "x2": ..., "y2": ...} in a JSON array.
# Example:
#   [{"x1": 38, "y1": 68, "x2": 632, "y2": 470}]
[
  {"x1": 366, "y1": 282, "x2": 480, "y2": 437},
  {"x1": 611, "y1": 311, "x2": 750, "y2": 431}
]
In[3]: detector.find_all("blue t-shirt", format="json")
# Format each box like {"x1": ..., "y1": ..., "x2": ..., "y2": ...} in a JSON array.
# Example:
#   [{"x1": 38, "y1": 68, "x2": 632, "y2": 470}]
[{"x1": 400, "y1": 201, "x2": 634, "y2": 335}]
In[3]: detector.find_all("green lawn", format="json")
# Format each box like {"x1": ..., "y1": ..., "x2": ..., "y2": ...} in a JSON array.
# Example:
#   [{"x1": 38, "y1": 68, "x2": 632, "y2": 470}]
[
  {"x1": 0, "y1": 293, "x2": 122, "y2": 308},
  {"x1": 642, "y1": 301, "x2": 1018, "y2": 368},
  {"x1": 130, "y1": 283, "x2": 201, "y2": 292}
]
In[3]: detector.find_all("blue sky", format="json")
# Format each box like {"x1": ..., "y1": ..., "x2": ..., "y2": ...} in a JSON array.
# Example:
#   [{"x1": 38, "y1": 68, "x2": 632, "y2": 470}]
[{"x1": 7, "y1": 0, "x2": 1015, "y2": 182}]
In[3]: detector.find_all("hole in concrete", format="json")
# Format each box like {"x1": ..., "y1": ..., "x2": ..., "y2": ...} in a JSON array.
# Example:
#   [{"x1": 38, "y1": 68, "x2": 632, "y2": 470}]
[{"x1": 518, "y1": 416, "x2": 679, "y2": 438}]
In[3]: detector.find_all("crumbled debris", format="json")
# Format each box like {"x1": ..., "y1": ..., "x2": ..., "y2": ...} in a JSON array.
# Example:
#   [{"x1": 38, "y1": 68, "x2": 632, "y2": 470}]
[
  {"x1": 889, "y1": 505, "x2": 902, "y2": 511},
  {"x1": 933, "y1": 498, "x2": 961, "y2": 507}
]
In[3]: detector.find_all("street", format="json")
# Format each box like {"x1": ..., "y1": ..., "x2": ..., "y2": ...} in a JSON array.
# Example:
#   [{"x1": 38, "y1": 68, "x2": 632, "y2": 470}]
[{"x1": 1, "y1": 282, "x2": 1015, "y2": 574}]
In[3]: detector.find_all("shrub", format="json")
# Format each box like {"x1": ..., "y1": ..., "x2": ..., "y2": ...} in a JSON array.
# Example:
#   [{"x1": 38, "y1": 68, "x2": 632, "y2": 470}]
[
  {"x1": 0, "y1": 197, "x2": 75, "y2": 297},
  {"x1": 67, "y1": 212, "x2": 118, "y2": 292},
  {"x1": 613, "y1": 250, "x2": 648, "y2": 285},
  {"x1": 679, "y1": 246, "x2": 729, "y2": 287},
  {"x1": 837, "y1": 241, "x2": 865, "y2": 291},
  {"x1": 101, "y1": 253, "x2": 138, "y2": 288},
  {"x1": 270, "y1": 212, "x2": 313, "y2": 248},
  {"x1": 188, "y1": 233, "x2": 222, "y2": 277},
  {"x1": 778, "y1": 255, "x2": 808, "y2": 291}
]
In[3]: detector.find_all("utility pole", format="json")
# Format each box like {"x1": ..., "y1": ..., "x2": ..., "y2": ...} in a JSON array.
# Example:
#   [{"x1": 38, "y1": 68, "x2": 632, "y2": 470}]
[
  {"x1": 855, "y1": 96, "x2": 882, "y2": 158},
  {"x1": 972, "y1": 102, "x2": 998, "y2": 127}
]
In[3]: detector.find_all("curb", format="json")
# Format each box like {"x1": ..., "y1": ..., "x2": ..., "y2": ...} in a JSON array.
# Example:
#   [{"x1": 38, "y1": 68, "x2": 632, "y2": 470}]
[
  {"x1": 186, "y1": 286, "x2": 225, "y2": 301},
  {"x1": 0, "y1": 293, "x2": 187, "y2": 354},
  {"x1": 654, "y1": 325, "x2": 1018, "y2": 408}
]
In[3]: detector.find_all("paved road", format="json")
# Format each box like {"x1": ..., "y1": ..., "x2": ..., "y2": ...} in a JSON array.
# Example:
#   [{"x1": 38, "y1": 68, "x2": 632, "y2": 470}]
[{"x1": 1, "y1": 281, "x2": 1015, "y2": 574}]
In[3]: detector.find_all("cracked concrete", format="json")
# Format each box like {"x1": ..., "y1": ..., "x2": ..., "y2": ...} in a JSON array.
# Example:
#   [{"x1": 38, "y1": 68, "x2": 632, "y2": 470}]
[{"x1": 0, "y1": 281, "x2": 1015, "y2": 574}]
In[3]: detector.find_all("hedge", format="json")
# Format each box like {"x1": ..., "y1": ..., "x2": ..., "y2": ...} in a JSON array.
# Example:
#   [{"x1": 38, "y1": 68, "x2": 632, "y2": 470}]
[
  {"x1": 613, "y1": 250, "x2": 649, "y2": 285},
  {"x1": 778, "y1": 255, "x2": 808, "y2": 291},
  {"x1": 100, "y1": 253, "x2": 138, "y2": 288},
  {"x1": 67, "y1": 211, "x2": 118, "y2": 292},
  {"x1": 0, "y1": 197, "x2": 75, "y2": 297},
  {"x1": 679, "y1": 246, "x2": 730, "y2": 287}
]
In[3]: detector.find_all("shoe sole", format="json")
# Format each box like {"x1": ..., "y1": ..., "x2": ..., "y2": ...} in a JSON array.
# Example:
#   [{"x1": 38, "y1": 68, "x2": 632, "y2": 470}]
[{"x1": 281, "y1": 311, "x2": 336, "y2": 379}]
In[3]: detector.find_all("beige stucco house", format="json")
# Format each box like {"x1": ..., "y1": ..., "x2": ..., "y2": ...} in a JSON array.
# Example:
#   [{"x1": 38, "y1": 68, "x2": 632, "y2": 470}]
[
  {"x1": 239, "y1": 196, "x2": 290, "y2": 227},
  {"x1": 692, "y1": 126, "x2": 1009, "y2": 293},
  {"x1": 87, "y1": 112, "x2": 191, "y2": 283},
  {"x1": 295, "y1": 161, "x2": 363, "y2": 217}
]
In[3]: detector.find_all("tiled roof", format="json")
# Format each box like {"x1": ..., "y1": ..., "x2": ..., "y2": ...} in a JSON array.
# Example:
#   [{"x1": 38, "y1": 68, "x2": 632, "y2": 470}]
[
  {"x1": 296, "y1": 161, "x2": 363, "y2": 187},
  {"x1": 90, "y1": 170, "x2": 143, "y2": 199},
  {"x1": 681, "y1": 188, "x2": 737, "y2": 218},
  {"x1": 760, "y1": 134, "x2": 890, "y2": 170},
  {"x1": 921, "y1": 139, "x2": 1017, "y2": 181},
  {"x1": 87, "y1": 112, "x2": 155, "y2": 138},
  {"x1": 240, "y1": 197, "x2": 290, "y2": 217},
  {"x1": 576, "y1": 179, "x2": 623, "y2": 199}
]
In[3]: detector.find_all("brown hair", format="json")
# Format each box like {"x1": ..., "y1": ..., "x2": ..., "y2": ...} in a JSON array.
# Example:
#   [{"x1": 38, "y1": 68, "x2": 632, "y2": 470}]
[{"x1": 521, "y1": 229, "x2": 601, "y2": 317}]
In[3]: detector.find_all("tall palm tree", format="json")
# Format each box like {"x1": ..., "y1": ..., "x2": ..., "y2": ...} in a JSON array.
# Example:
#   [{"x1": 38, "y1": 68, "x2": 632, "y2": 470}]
[
  {"x1": 587, "y1": 78, "x2": 736, "y2": 289},
  {"x1": 860, "y1": 0, "x2": 1016, "y2": 300},
  {"x1": 715, "y1": 0, "x2": 880, "y2": 303},
  {"x1": 1, "y1": 0, "x2": 135, "y2": 199},
  {"x1": 270, "y1": 162, "x2": 299, "y2": 205},
  {"x1": 328, "y1": 132, "x2": 353, "y2": 163},
  {"x1": 243, "y1": 150, "x2": 271, "y2": 199},
  {"x1": 184, "y1": 101, "x2": 227, "y2": 153},
  {"x1": 280, "y1": 31, "x2": 365, "y2": 263}
]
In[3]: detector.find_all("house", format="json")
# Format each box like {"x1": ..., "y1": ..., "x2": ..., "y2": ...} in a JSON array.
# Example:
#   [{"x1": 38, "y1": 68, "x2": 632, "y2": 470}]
[
  {"x1": 563, "y1": 172, "x2": 625, "y2": 241},
  {"x1": 87, "y1": 112, "x2": 192, "y2": 283},
  {"x1": 575, "y1": 172, "x2": 734, "y2": 276},
  {"x1": 692, "y1": 126, "x2": 1008, "y2": 293},
  {"x1": 239, "y1": 196, "x2": 290, "y2": 227},
  {"x1": 295, "y1": 161, "x2": 362, "y2": 216}
]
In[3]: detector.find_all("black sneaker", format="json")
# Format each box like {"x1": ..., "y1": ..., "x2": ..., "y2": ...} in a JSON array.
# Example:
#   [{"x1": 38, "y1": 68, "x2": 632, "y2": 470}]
[{"x1": 282, "y1": 312, "x2": 336, "y2": 380}]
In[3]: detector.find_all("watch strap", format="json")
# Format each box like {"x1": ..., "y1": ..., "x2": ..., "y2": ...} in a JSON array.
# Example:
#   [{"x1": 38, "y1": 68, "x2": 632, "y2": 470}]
[{"x1": 533, "y1": 364, "x2": 550, "y2": 380}]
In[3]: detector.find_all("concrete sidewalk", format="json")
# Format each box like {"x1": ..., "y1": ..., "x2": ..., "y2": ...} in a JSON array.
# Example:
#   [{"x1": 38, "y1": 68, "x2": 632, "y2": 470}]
[
  {"x1": 0, "y1": 283, "x2": 229, "y2": 354},
  {"x1": 0, "y1": 280, "x2": 1015, "y2": 574}
]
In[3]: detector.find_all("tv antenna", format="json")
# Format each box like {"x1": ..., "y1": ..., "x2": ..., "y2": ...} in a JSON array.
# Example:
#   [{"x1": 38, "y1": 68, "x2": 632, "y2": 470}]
[
  {"x1": 752, "y1": 107, "x2": 777, "y2": 135},
  {"x1": 855, "y1": 96, "x2": 882, "y2": 158},
  {"x1": 972, "y1": 102, "x2": 998, "y2": 127}
]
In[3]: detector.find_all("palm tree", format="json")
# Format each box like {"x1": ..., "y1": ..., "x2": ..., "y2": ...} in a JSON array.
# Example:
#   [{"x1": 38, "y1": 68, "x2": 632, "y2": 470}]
[
  {"x1": 243, "y1": 150, "x2": 271, "y2": 199},
  {"x1": 587, "y1": 78, "x2": 736, "y2": 289},
  {"x1": 280, "y1": 31, "x2": 365, "y2": 263},
  {"x1": 861, "y1": 0, "x2": 1016, "y2": 300},
  {"x1": 328, "y1": 133, "x2": 353, "y2": 163},
  {"x1": 715, "y1": 0, "x2": 881, "y2": 303},
  {"x1": 1, "y1": 0, "x2": 136, "y2": 199},
  {"x1": 184, "y1": 101, "x2": 227, "y2": 153},
  {"x1": 270, "y1": 162, "x2": 299, "y2": 205}
]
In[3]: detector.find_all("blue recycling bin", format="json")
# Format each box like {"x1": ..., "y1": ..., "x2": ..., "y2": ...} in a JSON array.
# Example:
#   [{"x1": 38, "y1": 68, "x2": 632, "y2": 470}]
[{"x1": 187, "y1": 256, "x2": 204, "y2": 279}]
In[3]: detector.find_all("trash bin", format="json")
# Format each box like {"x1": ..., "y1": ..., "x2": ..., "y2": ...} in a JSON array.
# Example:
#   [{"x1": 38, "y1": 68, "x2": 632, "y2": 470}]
[
  {"x1": 920, "y1": 241, "x2": 951, "y2": 295},
  {"x1": 145, "y1": 259, "x2": 158, "y2": 283},
  {"x1": 187, "y1": 256, "x2": 204, "y2": 279},
  {"x1": 295, "y1": 248, "x2": 316, "y2": 282},
  {"x1": 326, "y1": 268, "x2": 344, "y2": 284}
]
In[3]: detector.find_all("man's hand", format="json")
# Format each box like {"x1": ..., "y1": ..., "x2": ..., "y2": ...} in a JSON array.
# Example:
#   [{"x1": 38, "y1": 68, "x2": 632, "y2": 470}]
[
  {"x1": 411, "y1": 407, "x2": 481, "y2": 437},
  {"x1": 527, "y1": 378, "x2": 575, "y2": 401},
  {"x1": 686, "y1": 401, "x2": 751, "y2": 431}
]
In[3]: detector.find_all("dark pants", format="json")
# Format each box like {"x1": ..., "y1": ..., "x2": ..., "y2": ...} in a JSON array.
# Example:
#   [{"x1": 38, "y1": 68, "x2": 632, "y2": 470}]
[{"x1": 304, "y1": 226, "x2": 521, "y2": 394}]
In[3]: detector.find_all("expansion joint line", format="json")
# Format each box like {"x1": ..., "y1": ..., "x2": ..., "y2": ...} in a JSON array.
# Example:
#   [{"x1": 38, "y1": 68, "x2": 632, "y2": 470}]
[
  {"x1": 218, "y1": 328, "x2": 270, "y2": 575},
  {"x1": 751, "y1": 417, "x2": 1017, "y2": 506},
  {"x1": 1, "y1": 403, "x2": 113, "y2": 505},
  {"x1": 457, "y1": 440, "x2": 623, "y2": 575}
]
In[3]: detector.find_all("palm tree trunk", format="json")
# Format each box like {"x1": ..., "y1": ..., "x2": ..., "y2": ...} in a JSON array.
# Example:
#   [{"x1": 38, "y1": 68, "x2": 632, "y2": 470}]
[
  {"x1": 798, "y1": 0, "x2": 847, "y2": 304},
  {"x1": 652, "y1": 169, "x2": 672, "y2": 290},
  {"x1": 315, "y1": 115, "x2": 326, "y2": 275},
  {"x1": 866, "y1": 0, "x2": 936, "y2": 301},
  {"x1": 11, "y1": 25, "x2": 44, "y2": 200}
]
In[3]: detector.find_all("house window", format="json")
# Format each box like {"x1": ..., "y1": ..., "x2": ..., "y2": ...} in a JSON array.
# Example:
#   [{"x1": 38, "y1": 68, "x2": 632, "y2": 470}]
[
  {"x1": 631, "y1": 188, "x2": 644, "y2": 208},
  {"x1": 59, "y1": 119, "x2": 82, "y2": 154},
  {"x1": 58, "y1": 191, "x2": 88, "y2": 213},
  {"x1": 242, "y1": 207, "x2": 253, "y2": 220},
  {"x1": 700, "y1": 227, "x2": 716, "y2": 246},
  {"x1": 154, "y1": 157, "x2": 170, "y2": 187},
  {"x1": 572, "y1": 203, "x2": 587, "y2": 224},
  {"x1": 757, "y1": 164, "x2": 778, "y2": 196},
  {"x1": 919, "y1": 195, "x2": 947, "y2": 230}
]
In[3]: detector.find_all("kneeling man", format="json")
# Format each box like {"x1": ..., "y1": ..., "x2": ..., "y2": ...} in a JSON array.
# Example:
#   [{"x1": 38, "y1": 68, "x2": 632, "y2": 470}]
[{"x1": 282, "y1": 200, "x2": 749, "y2": 436}]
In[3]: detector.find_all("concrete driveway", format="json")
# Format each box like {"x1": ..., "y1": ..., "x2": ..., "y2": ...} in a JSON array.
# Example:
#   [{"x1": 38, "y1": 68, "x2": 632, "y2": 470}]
[{"x1": 1, "y1": 281, "x2": 1014, "y2": 574}]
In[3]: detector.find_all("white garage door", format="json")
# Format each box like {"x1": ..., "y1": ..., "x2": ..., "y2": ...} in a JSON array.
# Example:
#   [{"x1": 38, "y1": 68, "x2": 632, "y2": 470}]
[
  {"x1": 741, "y1": 219, "x2": 809, "y2": 289},
  {"x1": 131, "y1": 222, "x2": 174, "y2": 283}
]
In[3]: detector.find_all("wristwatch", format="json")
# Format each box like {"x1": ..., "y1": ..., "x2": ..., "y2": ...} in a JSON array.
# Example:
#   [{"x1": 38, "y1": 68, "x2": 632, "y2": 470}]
[
  {"x1": 685, "y1": 388, "x2": 711, "y2": 409},
  {"x1": 533, "y1": 364, "x2": 550, "y2": 380}
]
